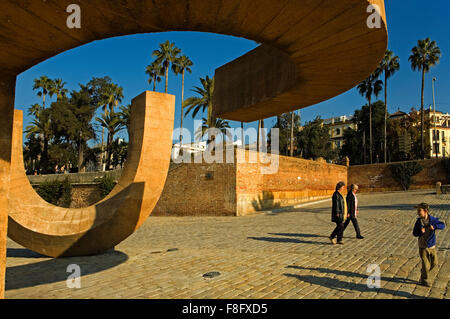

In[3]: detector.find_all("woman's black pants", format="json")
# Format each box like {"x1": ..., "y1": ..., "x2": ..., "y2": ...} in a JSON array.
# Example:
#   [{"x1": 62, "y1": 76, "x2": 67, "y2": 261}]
[{"x1": 330, "y1": 222, "x2": 344, "y2": 242}]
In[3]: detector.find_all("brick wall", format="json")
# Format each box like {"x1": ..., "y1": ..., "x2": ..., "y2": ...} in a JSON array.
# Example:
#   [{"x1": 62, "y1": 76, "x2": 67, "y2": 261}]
[
  {"x1": 153, "y1": 162, "x2": 237, "y2": 216},
  {"x1": 153, "y1": 150, "x2": 347, "y2": 216},
  {"x1": 236, "y1": 150, "x2": 348, "y2": 215},
  {"x1": 348, "y1": 159, "x2": 448, "y2": 193}
]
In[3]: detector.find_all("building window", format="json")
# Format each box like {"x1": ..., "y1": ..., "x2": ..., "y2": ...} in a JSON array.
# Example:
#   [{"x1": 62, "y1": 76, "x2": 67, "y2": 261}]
[
  {"x1": 433, "y1": 130, "x2": 440, "y2": 141},
  {"x1": 433, "y1": 143, "x2": 440, "y2": 155},
  {"x1": 443, "y1": 131, "x2": 446, "y2": 142},
  {"x1": 335, "y1": 128, "x2": 341, "y2": 136}
]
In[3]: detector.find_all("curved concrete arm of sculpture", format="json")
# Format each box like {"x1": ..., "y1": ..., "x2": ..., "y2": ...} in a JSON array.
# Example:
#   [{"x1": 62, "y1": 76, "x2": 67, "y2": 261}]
[{"x1": 7, "y1": 91, "x2": 175, "y2": 257}]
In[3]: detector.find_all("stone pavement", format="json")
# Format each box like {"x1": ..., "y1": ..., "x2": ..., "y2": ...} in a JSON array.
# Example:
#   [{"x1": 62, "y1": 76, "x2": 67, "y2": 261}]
[{"x1": 4, "y1": 190, "x2": 450, "y2": 299}]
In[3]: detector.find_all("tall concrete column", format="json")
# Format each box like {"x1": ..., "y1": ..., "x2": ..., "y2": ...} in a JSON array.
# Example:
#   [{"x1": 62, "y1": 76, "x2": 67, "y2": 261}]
[{"x1": 0, "y1": 74, "x2": 15, "y2": 299}]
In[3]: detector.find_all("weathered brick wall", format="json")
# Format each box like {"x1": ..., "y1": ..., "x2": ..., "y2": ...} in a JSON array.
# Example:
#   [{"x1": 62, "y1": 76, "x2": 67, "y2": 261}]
[
  {"x1": 152, "y1": 163, "x2": 237, "y2": 216},
  {"x1": 236, "y1": 150, "x2": 348, "y2": 216},
  {"x1": 348, "y1": 159, "x2": 448, "y2": 193},
  {"x1": 70, "y1": 185, "x2": 103, "y2": 208}
]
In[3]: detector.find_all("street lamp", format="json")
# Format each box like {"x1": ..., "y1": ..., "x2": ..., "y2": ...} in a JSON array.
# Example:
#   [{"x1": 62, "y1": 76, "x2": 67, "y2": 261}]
[{"x1": 432, "y1": 77, "x2": 437, "y2": 158}]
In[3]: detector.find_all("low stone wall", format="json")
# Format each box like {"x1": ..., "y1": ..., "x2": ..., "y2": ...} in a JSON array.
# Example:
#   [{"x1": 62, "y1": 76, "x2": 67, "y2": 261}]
[
  {"x1": 153, "y1": 150, "x2": 348, "y2": 216},
  {"x1": 348, "y1": 159, "x2": 447, "y2": 193},
  {"x1": 28, "y1": 170, "x2": 122, "y2": 209},
  {"x1": 235, "y1": 150, "x2": 347, "y2": 216},
  {"x1": 153, "y1": 162, "x2": 237, "y2": 216},
  {"x1": 28, "y1": 169, "x2": 123, "y2": 184}
]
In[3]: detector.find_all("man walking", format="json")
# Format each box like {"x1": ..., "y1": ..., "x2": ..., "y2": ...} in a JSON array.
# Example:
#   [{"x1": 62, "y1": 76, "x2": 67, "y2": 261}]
[{"x1": 344, "y1": 184, "x2": 364, "y2": 239}]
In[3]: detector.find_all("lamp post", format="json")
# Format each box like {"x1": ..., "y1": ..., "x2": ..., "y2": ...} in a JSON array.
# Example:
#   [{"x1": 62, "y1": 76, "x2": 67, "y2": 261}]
[{"x1": 432, "y1": 77, "x2": 437, "y2": 158}]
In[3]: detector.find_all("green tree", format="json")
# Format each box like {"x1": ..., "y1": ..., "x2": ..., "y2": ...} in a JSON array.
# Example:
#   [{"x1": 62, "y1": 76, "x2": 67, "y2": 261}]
[
  {"x1": 341, "y1": 101, "x2": 386, "y2": 164},
  {"x1": 268, "y1": 113, "x2": 301, "y2": 156},
  {"x1": 145, "y1": 60, "x2": 164, "y2": 91},
  {"x1": 33, "y1": 76, "x2": 54, "y2": 109},
  {"x1": 184, "y1": 76, "x2": 214, "y2": 126},
  {"x1": 378, "y1": 50, "x2": 400, "y2": 163},
  {"x1": 50, "y1": 78, "x2": 68, "y2": 101},
  {"x1": 357, "y1": 73, "x2": 383, "y2": 164},
  {"x1": 409, "y1": 38, "x2": 442, "y2": 159},
  {"x1": 25, "y1": 108, "x2": 52, "y2": 173},
  {"x1": 195, "y1": 117, "x2": 230, "y2": 145},
  {"x1": 48, "y1": 87, "x2": 97, "y2": 172},
  {"x1": 152, "y1": 40, "x2": 181, "y2": 93},
  {"x1": 118, "y1": 104, "x2": 131, "y2": 137},
  {"x1": 297, "y1": 117, "x2": 337, "y2": 161},
  {"x1": 340, "y1": 127, "x2": 364, "y2": 165},
  {"x1": 173, "y1": 55, "x2": 194, "y2": 146},
  {"x1": 96, "y1": 112, "x2": 125, "y2": 170}
]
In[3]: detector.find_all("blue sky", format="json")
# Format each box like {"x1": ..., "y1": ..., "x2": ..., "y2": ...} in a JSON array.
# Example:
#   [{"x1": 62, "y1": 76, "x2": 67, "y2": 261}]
[{"x1": 14, "y1": 0, "x2": 450, "y2": 144}]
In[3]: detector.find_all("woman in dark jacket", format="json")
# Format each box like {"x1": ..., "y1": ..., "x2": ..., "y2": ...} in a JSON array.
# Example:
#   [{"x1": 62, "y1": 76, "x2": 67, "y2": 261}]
[{"x1": 329, "y1": 181, "x2": 347, "y2": 245}]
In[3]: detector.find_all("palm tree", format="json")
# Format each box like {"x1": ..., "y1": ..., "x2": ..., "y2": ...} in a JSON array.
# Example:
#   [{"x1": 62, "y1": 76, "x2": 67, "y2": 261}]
[
  {"x1": 152, "y1": 40, "x2": 181, "y2": 93},
  {"x1": 290, "y1": 112, "x2": 295, "y2": 157},
  {"x1": 378, "y1": 50, "x2": 400, "y2": 163},
  {"x1": 145, "y1": 61, "x2": 164, "y2": 91},
  {"x1": 195, "y1": 117, "x2": 231, "y2": 146},
  {"x1": 99, "y1": 83, "x2": 124, "y2": 168},
  {"x1": 50, "y1": 79, "x2": 68, "y2": 100},
  {"x1": 409, "y1": 38, "x2": 442, "y2": 159},
  {"x1": 357, "y1": 73, "x2": 383, "y2": 164},
  {"x1": 184, "y1": 76, "x2": 214, "y2": 126},
  {"x1": 33, "y1": 76, "x2": 54, "y2": 109},
  {"x1": 28, "y1": 103, "x2": 42, "y2": 118},
  {"x1": 173, "y1": 55, "x2": 194, "y2": 147},
  {"x1": 96, "y1": 112, "x2": 125, "y2": 170},
  {"x1": 25, "y1": 110, "x2": 52, "y2": 173},
  {"x1": 118, "y1": 104, "x2": 131, "y2": 136}
]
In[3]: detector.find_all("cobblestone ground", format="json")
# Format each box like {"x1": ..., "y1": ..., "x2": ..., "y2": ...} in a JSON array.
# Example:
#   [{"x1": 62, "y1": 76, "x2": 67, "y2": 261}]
[{"x1": 5, "y1": 190, "x2": 450, "y2": 299}]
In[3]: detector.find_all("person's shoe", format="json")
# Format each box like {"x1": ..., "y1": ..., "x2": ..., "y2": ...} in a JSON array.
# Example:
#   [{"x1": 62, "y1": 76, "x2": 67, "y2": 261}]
[
  {"x1": 329, "y1": 237, "x2": 337, "y2": 245},
  {"x1": 419, "y1": 279, "x2": 430, "y2": 287},
  {"x1": 356, "y1": 235, "x2": 364, "y2": 239},
  {"x1": 337, "y1": 241, "x2": 344, "y2": 245}
]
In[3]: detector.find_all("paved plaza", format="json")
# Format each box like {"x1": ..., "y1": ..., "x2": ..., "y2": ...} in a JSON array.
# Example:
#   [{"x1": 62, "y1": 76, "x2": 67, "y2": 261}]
[{"x1": 5, "y1": 190, "x2": 449, "y2": 299}]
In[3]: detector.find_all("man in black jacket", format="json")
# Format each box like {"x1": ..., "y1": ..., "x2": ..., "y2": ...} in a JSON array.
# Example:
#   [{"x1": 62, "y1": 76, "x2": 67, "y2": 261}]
[
  {"x1": 344, "y1": 184, "x2": 364, "y2": 239},
  {"x1": 329, "y1": 181, "x2": 347, "y2": 245}
]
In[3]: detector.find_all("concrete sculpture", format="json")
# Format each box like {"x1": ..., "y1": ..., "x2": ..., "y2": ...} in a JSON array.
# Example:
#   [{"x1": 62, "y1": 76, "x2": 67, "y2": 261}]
[{"x1": 0, "y1": 0, "x2": 387, "y2": 298}]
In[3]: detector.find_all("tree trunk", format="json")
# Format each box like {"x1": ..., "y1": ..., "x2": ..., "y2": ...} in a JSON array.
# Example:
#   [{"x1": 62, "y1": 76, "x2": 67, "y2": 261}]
[
  {"x1": 106, "y1": 131, "x2": 112, "y2": 171},
  {"x1": 78, "y1": 137, "x2": 84, "y2": 173},
  {"x1": 384, "y1": 73, "x2": 388, "y2": 163},
  {"x1": 257, "y1": 120, "x2": 261, "y2": 151},
  {"x1": 179, "y1": 70, "x2": 185, "y2": 148},
  {"x1": 421, "y1": 67, "x2": 425, "y2": 159},
  {"x1": 153, "y1": 75, "x2": 156, "y2": 92},
  {"x1": 290, "y1": 112, "x2": 295, "y2": 157},
  {"x1": 165, "y1": 63, "x2": 169, "y2": 93},
  {"x1": 369, "y1": 97, "x2": 373, "y2": 164},
  {"x1": 101, "y1": 106, "x2": 107, "y2": 171},
  {"x1": 261, "y1": 119, "x2": 265, "y2": 150},
  {"x1": 241, "y1": 122, "x2": 244, "y2": 149}
]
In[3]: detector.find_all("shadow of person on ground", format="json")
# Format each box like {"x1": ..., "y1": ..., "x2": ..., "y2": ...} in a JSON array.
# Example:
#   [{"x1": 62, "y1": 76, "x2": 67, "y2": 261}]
[
  {"x1": 284, "y1": 272, "x2": 427, "y2": 299},
  {"x1": 268, "y1": 233, "x2": 328, "y2": 239},
  {"x1": 286, "y1": 265, "x2": 417, "y2": 285},
  {"x1": 248, "y1": 236, "x2": 329, "y2": 246},
  {"x1": 6, "y1": 249, "x2": 128, "y2": 291}
]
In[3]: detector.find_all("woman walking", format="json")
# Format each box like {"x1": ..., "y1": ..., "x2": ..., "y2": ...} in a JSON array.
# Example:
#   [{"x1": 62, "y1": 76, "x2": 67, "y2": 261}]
[
  {"x1": 344, "y1": 184, "x2": 364, "y2": 239},
  {"x1": 329, "y1": 181, "x2": 347, "y2": 245}
]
